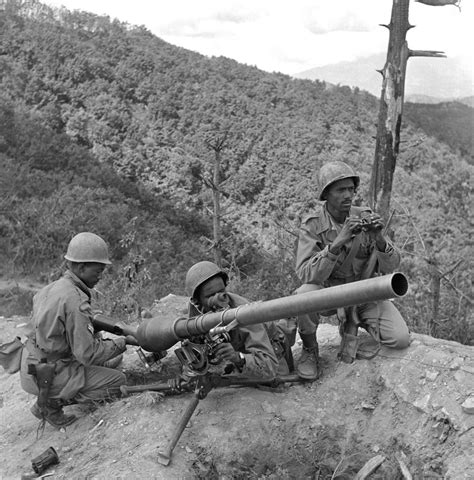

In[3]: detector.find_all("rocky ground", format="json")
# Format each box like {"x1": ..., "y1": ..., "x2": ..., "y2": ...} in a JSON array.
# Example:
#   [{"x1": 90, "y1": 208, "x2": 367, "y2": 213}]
[{"x1": 1, "y1": 293, "x2": 473, "y2": 479}]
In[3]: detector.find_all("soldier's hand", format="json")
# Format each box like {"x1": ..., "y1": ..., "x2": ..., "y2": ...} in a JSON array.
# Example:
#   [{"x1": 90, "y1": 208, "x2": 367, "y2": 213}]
[
  {"x1": 213, "y1": 342, "x2": 240, "y2": 364},
  {"x1": 124, "y1": 335, "x2": 139, "y2": 346},
  {"x1": 363, "y1": 213, "x2": 387, "y2": 250},
  {"x1": 334, "y1": 216, "x2": 364, "y2": 245},
  {"x1": 207, "y1": 292, "x2": 230, "y2": 311},
  {"x1": 366, "y1": 213, "x2": 384, "y2": 239},
  {"x1": 168, "y1": 375, "x2": 183, "y2": 391}
]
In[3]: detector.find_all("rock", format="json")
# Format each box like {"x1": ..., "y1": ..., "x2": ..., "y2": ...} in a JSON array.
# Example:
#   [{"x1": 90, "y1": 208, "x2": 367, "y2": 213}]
[
  {"x1": 461, "y1": 396, "x2": 474, "y2": 414},
  {"x1": 425, "y1": 370, "x2": 439, "y2": 381},
  {"x1": 449, "y1": 357, "x2": 464, "y2": 370},
  {"x1": 413, "y1": 393, "x2": 432, "y2": 412}
]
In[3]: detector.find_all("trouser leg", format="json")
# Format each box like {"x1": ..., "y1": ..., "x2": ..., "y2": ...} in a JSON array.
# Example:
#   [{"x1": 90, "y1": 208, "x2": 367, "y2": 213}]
[
  {"x1": 102, "y1": 353, "x2": 124, "y2": 369},
  {"x1": 359, "y1": 300, "x2": 410, "y2": 349},
  {"x1": 73, "y1": 365, "x2": 126, "y2": 403}
]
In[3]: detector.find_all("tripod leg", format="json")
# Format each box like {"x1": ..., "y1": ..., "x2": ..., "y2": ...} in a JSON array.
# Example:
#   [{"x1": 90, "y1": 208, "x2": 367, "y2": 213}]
[
  {"x1": 120, "y1": 382, "x2": 170, "y2": 396},
  {"x1": 157, "y1": 393, "x2": 200, "y2": 466}
]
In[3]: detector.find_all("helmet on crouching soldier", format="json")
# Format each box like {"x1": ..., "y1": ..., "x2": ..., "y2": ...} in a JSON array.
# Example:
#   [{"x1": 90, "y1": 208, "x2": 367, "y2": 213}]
[
  {"x1": 317, "y1": 161, "x2": 360, "y2": 201},
  {"x1": 185, "y1": 261, "x2": 228, "y2": 300},
  {"x1": 64, "y1": 232, "x2": 112, "y2": 265}
]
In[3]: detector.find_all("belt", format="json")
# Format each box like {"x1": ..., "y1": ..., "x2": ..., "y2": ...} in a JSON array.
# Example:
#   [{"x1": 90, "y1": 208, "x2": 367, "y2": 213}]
[{"x1": 25, "y1": 339, "x2": 71, "y2": 362}]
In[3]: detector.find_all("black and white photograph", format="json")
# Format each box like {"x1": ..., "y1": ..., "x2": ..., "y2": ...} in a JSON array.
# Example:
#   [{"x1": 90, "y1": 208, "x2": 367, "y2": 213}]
[{"x1": 0, "y1": 1, "x2": 472, "y2": 478}]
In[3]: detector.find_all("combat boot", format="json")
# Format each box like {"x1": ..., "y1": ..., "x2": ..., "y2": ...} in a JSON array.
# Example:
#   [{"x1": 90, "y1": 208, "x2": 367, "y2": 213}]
[
  {"x1": 31, "y1": 399, "x2": 77, "y2": 428},
  {"x1": 297, "y1": 333, "x2": 319, "y2": 380}
]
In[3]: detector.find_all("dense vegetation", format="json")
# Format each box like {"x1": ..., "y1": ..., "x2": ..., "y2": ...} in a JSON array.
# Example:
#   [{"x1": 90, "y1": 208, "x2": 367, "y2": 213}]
[
  {"x1": 404, "y1": 100, "x2": 474, "y2": 162},
  {"x1": 0, "y1": 0, "x2": 472, "y2": 344}
]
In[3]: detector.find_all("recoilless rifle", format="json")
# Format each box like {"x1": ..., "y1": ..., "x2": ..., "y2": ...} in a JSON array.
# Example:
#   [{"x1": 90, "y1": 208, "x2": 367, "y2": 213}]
[{"x1": 93, "y1": 272, "x2": 408, "y2": 466}]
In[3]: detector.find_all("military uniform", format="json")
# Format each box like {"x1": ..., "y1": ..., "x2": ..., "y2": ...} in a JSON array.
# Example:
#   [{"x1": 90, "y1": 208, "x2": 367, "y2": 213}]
[
  {"x1": 293, "y1": 203, "x2": 409, "y2": 348},
  {"x1": 20, "y1": 270, "x2": 127, "y2": 403},
  {"x1": 188, "y1": 292, "x2": 289, "y2": 377}
]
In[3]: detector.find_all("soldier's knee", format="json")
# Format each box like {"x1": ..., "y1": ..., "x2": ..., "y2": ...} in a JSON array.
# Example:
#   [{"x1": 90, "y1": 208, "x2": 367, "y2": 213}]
[
  {"x1": 385, "y1": 325, "x2": 410, "y2": 349},
  {"x1": 392, "y1": 331, "x2": 410, "y2": 349}
]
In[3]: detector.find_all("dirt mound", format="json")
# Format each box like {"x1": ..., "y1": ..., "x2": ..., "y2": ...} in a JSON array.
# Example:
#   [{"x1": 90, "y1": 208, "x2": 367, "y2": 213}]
[{"x1": 1, "y1": 294, "x2": 473, "y2": 479}]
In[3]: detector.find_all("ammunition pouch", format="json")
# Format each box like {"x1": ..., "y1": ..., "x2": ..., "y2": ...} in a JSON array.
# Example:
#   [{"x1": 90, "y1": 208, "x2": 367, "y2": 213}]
[
  {"x1": 337, "y1": 306, "x2": 360, "y2": 337},
  {"x1": 337, "y1": 333, "x2": 360, "y2": 364}
]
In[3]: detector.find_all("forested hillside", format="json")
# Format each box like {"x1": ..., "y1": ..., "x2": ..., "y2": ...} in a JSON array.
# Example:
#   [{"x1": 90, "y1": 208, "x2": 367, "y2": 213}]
[
  {"x1": 404, "y1": 101, "x2": 473, "y2": 162},
  {"x1": 0, "y1": 0, "x2": 472, "y2": 344}
]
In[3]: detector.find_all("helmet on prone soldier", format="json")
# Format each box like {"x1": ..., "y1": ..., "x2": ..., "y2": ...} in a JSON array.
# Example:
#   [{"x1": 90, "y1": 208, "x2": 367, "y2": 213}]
[
  {"x1": 317, "y1": 161, "x2": 360, "y2": 201},
  {"x1": 185, "y1": 261, "x2": 228, "y2": 300},
  {"x1": 64, "y1": 232, "x2": 112, "y2": 265}
]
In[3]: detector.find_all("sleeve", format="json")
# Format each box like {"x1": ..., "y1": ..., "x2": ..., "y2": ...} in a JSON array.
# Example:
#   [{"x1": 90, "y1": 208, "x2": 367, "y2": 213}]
[
  {"x1": 375, "y1": 240, "x2": 401, "y2": 274},
  {"x1": 65, "y1": 301, "x2": 127, "y2": 366},
  {"x1": 238, "y1": 324, "x2": 279, "y2": 378},
  {"x1": 295, "y1": 221, "x2": 339, "y2": 284}
]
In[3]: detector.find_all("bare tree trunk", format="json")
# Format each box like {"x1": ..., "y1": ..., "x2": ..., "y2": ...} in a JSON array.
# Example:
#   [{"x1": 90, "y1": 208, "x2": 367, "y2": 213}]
[
  {"x1": 427, "y1": 252, "x2": 441, "y2": 336},
  {"x1": 370, "y1": 0, "x2": 445, "y2": 220},
  {"x1": 204, "y1": 131, "x2": 229, "y2": 268},
  {"x1": 370, "y1": 0, "x2": 410, "y2": 219},
  {"x1": 212, "y1": 148, "x2": 222, "y2": 267}
]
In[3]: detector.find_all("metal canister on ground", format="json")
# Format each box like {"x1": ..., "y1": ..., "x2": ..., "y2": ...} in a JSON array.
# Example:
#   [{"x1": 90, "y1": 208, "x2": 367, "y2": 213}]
[{"x1": 31, "y1": 446, "x2": 59, "y2": 474}]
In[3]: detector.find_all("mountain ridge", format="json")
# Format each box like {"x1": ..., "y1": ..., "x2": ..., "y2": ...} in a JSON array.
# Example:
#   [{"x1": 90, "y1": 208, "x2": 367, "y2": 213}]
[
  {"x1": 0, "y1": 0, "x2": 472, "y2": 345},
  {"x1": 294, "y1": 53, "x2": 473, "y2": 101}
]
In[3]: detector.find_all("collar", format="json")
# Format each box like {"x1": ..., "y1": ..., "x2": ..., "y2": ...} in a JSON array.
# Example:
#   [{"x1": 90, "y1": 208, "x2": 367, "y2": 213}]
[{"x1": 64, "y1": 270, "x2": 91, "y2": 299}]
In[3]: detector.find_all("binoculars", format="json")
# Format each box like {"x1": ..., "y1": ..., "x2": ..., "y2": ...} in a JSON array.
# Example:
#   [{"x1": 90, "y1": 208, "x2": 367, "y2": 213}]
[{"x1": 353, "y1": 216, "x2": 382, "y2": 234}]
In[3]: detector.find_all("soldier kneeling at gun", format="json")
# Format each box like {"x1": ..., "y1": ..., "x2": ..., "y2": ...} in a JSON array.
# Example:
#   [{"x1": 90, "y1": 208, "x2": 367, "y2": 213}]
[
  {"x1": 184, "y1": 261, "x2": 293, "y2": 379},
  {"x1": 19, "y1": 232, "x2": 136, "y2": 428}
]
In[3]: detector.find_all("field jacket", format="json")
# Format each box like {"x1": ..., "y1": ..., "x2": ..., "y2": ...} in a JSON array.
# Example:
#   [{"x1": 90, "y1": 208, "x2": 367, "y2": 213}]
[
  {"x1": 295, "y1": 204, "x2": 400, "y2": 286},
  {"x1": 188, "y1": 292, "x2": 279, "y2": 378},
  {"x1": 20, "y1": 270, "x2": 126, "y2": 400}
]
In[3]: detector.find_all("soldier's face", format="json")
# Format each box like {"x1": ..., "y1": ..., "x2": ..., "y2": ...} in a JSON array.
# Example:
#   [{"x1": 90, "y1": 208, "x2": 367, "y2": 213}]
[
  {"x1": 197, "y1": 276, "x2": 227, "y2": 312},
  {"x1": 325, "y1": 178, "x2": 356, "y2": 214},
  {"x1": 78, "y1": 262, "x2": 106, "y2": 288}
]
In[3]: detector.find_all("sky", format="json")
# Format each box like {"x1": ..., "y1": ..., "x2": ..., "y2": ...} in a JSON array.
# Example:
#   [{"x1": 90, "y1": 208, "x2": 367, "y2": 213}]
[{"x1": 42, "y1": 0, "x2": 472, "y2": 78}]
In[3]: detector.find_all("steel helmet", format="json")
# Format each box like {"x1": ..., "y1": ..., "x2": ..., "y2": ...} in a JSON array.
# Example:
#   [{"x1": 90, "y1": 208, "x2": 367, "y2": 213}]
[
  {"x1": 317, "y1": 161, "x2": 360, "y2": 200},
  {"x1": 64, "y1": 232, "x2": 112, "y2": 264},
  {"x1": 185, "y1": 261, "x2": 228, "y2": 299}
]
